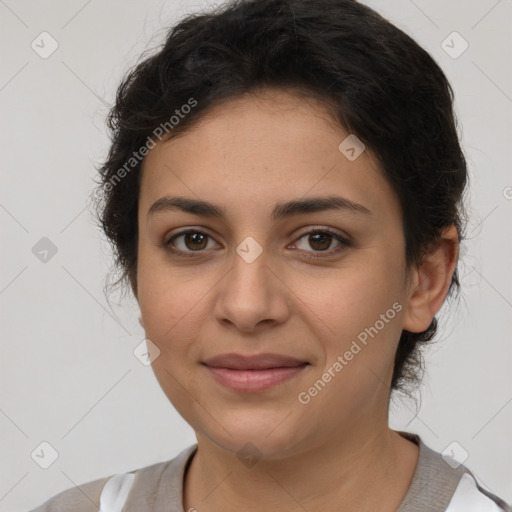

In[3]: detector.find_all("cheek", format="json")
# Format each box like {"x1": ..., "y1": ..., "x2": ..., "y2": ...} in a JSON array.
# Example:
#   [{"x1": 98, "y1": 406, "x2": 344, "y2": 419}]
[
  {"x1": 136, "y1": 250, "x2": 206, "y2": 355},
  {"x1": 296, "y1": 257, "x2": 405, "y2": 395},
  {"x1": 294, "y1": 266, "x2": 404, "y2": 424},
  {"x1": 136, "y1": 260, "x2": 209, "y2": 407},
  {"x1": 301, "y1": 262, "x2": 402, "y2": 338},
  {"x1": 138, "y1": 283, "x2": 206, "y2": 350}
]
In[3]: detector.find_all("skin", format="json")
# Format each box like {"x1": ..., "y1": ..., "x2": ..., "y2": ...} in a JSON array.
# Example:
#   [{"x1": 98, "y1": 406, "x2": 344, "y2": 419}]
[{"x1": 134, "y1": 88, "x2": 459, "y2": 512}]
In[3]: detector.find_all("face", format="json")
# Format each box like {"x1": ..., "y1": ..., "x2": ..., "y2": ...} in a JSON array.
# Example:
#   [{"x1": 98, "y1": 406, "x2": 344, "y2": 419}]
[{"x1": 136, "y1": 89, "x2": 415, "y2": 459}]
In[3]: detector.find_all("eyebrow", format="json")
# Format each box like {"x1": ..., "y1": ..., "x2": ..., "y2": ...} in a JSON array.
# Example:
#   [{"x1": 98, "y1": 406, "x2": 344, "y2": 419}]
[{"x1": 148, "y1": 195, "x2": 372, "y2": 221}]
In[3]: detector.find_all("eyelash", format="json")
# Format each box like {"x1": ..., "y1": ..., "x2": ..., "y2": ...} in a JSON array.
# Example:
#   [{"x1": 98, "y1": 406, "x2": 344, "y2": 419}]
[{"x1": 162, "y1": 227, "x2": 351, "y2": 259}]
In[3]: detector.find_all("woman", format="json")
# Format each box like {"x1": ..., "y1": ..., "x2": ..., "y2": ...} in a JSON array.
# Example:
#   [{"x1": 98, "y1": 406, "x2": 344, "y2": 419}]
[{"x1": 31, "y1": 0, "x2": 511, "y2": 510}]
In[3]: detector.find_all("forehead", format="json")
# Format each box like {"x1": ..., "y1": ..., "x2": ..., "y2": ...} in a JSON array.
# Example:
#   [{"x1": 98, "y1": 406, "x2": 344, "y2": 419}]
[{"x1": 139, "y1": 89, "x2": 399, "y2": 221}]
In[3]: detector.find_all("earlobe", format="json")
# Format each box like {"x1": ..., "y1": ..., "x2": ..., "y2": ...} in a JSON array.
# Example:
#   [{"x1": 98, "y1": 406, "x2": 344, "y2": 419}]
[{"x1": 402, "y1": 225, "x2": 459, "y2": 333}]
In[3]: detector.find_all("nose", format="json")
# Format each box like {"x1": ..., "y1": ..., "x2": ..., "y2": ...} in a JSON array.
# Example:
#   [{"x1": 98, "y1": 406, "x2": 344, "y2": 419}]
[{"x1": 213, "y1": 248, "x2": 292, "y2": 334}]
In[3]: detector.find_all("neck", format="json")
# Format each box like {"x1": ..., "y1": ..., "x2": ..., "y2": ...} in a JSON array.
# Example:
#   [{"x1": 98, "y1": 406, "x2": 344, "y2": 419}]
[{"x1": 183, "y1": 425, "x2": 419, "y2": 512}]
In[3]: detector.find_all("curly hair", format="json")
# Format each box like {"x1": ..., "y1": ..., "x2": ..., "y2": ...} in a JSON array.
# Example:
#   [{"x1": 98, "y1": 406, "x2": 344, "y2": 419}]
[{"x1": 90, "y1": 0, "x2": 469, "y2": 398}]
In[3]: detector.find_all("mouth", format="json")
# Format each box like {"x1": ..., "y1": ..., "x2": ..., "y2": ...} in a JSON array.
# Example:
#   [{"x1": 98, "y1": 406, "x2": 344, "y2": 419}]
[{"x1": 201, "y1": 353, "x2": 310, "y2": 392}]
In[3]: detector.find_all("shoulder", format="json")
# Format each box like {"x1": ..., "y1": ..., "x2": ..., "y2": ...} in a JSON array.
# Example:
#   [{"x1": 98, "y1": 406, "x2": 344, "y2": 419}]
[
  {"x1": 396, "y1": 431, "x2": 512, "y2": 512},
  {"x1": 446, "y1": 471, "x2": 512, "y2": 512},
  {"x1": 29, "y1": 445, "x2": 198, "y2": 512},
  {"x1": 29, "y1": 475, "x2": 111, "y2": 512}
]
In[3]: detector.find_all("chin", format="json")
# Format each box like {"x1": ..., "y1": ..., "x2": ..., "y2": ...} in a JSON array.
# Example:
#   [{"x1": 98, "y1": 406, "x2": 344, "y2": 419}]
[{"x1": 196, "y1": 411, "x2": 313, "y2": 461}]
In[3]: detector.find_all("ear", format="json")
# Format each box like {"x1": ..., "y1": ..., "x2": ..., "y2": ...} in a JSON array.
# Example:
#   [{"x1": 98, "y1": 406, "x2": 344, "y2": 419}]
[{"x1": 402, "y1": 225, "x2": 459, "y2": 333}]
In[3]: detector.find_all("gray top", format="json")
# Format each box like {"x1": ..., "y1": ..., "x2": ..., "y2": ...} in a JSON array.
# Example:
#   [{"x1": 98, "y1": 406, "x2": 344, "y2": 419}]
[{"x1": 30, "y1": 430, "x2": 511, "y2": 511}]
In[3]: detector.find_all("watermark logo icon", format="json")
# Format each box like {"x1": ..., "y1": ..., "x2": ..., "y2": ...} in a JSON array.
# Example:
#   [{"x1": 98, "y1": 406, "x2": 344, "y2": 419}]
[
  {"x1": 31, "y1": 441, "x2": 59, "y2": 469},
  {"x1": 236, "y1": 236, "x2": 263, "y2": 263},
  {"x1": 31, "y1": 32, "x2": 59, "y2": 59},
  {"x1": 32, "y1": 237, "x2": 58, "y2": 263},
  {"x1": 237, "y1": 442, "x2": 263, "y2": 468},
  {"x1": 338, "y1": 134, "x2": 366, "y2": 161},
  {"x1": 442, "y1": 441, "x2": 469, "y2": 469},
  {"x1": 441, "y1": 31, "x2": 469, "y2": 59},
  {"x1": 133, "y1": 338, "x2": 161, "y2": 366}
]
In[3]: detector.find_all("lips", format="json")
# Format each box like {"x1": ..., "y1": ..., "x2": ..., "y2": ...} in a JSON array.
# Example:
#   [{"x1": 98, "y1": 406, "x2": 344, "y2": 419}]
[
  {"x1": 202, "y1": 353, "x2": 308, "y2": 370},
  {"x1": 202, "y1": 353, "x2": 310, "y2": 392}
]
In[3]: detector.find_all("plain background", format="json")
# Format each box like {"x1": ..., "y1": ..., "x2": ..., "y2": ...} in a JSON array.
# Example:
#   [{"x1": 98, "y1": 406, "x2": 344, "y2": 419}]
[{"x1": 0, "y1": 0, "x2": 511, "y2": 510}]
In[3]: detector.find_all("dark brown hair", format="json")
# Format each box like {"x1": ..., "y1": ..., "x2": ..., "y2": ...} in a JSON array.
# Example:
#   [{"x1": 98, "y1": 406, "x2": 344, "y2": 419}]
[{"x1": 90, "y1": 0, "x2": 469, "y2": 398}]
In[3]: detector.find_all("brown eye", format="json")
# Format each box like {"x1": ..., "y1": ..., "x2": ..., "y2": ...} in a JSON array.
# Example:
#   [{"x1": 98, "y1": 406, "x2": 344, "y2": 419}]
[
  {"x1": 164, "y1": 230, "x2": 218, "y2": 254},
  {"x1": 307, "y1": 232, "x2": 333, "y2": 251},
  {"x1": 293, "y1": 228, "x2": 351, "y2": 258},
  {"x1": 182, "y1": 232, "x2": 208, "y2": 250}
]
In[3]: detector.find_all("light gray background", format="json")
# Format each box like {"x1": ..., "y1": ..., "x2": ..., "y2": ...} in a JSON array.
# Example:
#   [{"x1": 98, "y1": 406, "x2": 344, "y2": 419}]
[{"x1": 1, "y1": 0, "x2": 511, "y2": 510}]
